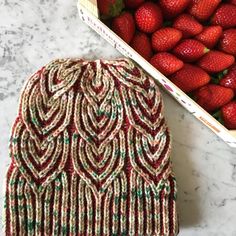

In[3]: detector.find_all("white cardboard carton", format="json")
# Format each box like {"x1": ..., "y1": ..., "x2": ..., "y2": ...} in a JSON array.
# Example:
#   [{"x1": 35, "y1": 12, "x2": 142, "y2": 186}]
[{"x1": 78, "y1": 0, "x2": 236, "y2": 147}]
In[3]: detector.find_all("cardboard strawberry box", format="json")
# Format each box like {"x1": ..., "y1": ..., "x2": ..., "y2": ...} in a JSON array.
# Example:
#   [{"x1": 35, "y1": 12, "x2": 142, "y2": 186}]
[{"x1": 77, "y1": 0, "x2": 236, "y2": 147}]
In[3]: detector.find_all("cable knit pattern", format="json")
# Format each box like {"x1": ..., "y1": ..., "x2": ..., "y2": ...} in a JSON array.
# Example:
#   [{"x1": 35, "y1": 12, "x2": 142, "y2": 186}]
[{"x1": 5, "y1": 58, "x2": 178, "y2": 236}]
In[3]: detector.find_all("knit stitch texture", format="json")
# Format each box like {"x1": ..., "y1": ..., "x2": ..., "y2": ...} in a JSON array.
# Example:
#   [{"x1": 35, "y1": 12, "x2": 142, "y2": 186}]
[{"x1": 5, "y1": 58, "x2": 178, "y2": 236}]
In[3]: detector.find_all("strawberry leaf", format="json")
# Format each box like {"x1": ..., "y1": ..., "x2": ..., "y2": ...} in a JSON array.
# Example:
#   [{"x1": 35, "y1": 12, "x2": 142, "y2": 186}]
[
  {"x1": 211, "y1": 76, "x2": 221, "y2": 84},
  {"x1": 217, "y1": 69, "x2": 228, "y2": 79},
  {"x1": 212, "y1": 109, "x2": 224, "y2": 125},
  {"x1": 163, "y1": 21, "x2": 173, "y2": 27}
]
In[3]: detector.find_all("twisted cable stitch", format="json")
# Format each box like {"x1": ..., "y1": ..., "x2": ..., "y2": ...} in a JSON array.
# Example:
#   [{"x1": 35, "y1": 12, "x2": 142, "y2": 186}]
[{"x1": 6, "y1": 58, "x2": 178, "y2": 236}]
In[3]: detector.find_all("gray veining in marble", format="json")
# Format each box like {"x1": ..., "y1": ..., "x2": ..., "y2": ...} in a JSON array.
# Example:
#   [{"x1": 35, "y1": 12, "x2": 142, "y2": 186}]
[{"x1": 0, "y1": 0, "x2": 236, "y2": 235}]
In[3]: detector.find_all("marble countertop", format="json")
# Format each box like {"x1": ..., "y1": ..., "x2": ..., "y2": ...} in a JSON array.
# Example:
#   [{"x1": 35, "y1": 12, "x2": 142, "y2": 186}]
[{"x1": 0, "y1": 0, "x2": 236, "y2": 235}]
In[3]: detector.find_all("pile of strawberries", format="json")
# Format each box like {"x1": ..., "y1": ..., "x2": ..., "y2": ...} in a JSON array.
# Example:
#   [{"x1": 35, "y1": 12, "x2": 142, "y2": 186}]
[{"x1": 98, "y1": 0, "x2": 236, "y2": 129}]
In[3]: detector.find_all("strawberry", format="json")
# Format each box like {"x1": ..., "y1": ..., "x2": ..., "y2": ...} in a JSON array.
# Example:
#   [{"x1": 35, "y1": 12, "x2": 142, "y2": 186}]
[
  {"x1": 211, "y1": 4, "x2": 236, "y2": 29},
  {"x1": 221, "y1": 101, "x2": 236, "y2": 129},
  {"x1": 219, "y1": 64, "x2": 236, "y2": 92},
  {"x1": 194, "y1": 84, "x2": 234, "y2": 112},
  {"x1": 173, "y1": 39, "x2": 210, "y2": 62},
  {"x1": 131, "y1": 32, "x2": 153, "y2": 60},
  {"x1": 125, "y1": 0, "x2": 144, "y2": 8},
  {"x1": 173, "y1": 14, "x2": 203, "y2": 38},
  {"x1": 170, "y1": 64, "x2": 211, "y2": 93},
  {"x1": 219, "y1": 29, "x2": 236, "y2": 56},
  {"x1": 228, "y1": 0, "x2": 236, "y2": 5},
  {"x1": 188, "y1": 0, "x2": 221, "y2": 21},
  {"x1": 151, "y1": 27, "x2": 182, "y2": 52},
  {"x1": 159, "y1": 0, "x2": 191, "y2": 19},
  {"x1": 98, "y1": 0, "x2": 124, "y2": 19},
  {"x1": 197, "y1": 51, "x2": 235, "y2": 74},
  {"x1": 150, "y1": 52, "x2": 184, "y2": 76},
  {"x1": 135, "y1": 2, "x2": 163, "y2": 33},
  {"x1": 112, "y1": 12, "x2": 135, "y2": 43},
  {"x1": 195, "y1": 26, "x2": 222, "y2": 49}
]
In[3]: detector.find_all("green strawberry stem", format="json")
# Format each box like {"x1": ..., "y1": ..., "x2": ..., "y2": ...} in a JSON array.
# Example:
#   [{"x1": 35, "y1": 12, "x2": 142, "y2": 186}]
[
  {"x1": 100, "y1": 0, "x2": 124, "y2": 19},
  {"x1": 204, "y1": 48, "x2": 210, "y2": 54},
  {"x1": 212, "y1": 109, "x2": 224, "y2": 125},
  {"x1": 217, "y1": 69, "x2": 228, "y2": 79},
  {"x1": 211, "y1": 69, "x2": 229, "y2": 84},
  {"x1": 211, "y1": 76, "x2": 221, "y2": 84},
  {"x1": 188, "y1": 92, "x2": 195, "y2": 99},
  {"x1": 110, "y1": 0, "x2": 124, "y2": 17},
  {"x1": 163, "y1": 21, "x2": 173, "y2": 27},
  {"x1": 204, "y1": 20, "x2": 211, "y2": 26}
]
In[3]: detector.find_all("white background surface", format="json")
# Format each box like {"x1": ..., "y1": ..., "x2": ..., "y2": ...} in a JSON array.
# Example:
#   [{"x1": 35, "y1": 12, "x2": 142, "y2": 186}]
[{"x1": 0, "y1": 0, "x2": 236, "y2": 235}]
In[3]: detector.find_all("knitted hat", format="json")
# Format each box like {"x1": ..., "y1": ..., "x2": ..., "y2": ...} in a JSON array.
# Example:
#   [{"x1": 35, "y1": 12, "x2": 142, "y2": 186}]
[{"x1": 5, "y1": 58, "x2": 178, "y2": 236}]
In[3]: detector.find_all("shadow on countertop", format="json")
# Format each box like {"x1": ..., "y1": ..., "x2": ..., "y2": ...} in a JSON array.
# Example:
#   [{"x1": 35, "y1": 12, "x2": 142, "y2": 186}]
[
  {"x1": 171, "y1": 141, "x2": 202, "y2": 228},
  {"x1": 161, "y1": 90, "x2": 203, "y2": 229}
]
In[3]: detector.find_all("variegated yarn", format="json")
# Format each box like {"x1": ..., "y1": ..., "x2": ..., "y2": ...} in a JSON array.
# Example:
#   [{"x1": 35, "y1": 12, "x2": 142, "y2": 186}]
[{"x1": 5, "y1": 58, "x2": 178, "y2": 236}]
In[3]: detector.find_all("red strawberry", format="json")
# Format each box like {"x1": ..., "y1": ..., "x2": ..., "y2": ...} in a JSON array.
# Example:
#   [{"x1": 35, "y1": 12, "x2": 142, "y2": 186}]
[
  {"x1": 135, "y1": 2, "x2": 163, "y2": 33},
  {"x1": 159, "y1": 0, "x2": 191, "y2": 19},
  {"x1": 211, "y1": 4, "x2": 236, "y2": 29},
  {"x1": 219, "y1": 29, "x2": 236, "y2": 56},
  {"x1": 98, "y1": 0, "x2": 124, "y2": 19},
  {"x1": 194, "y1": 84, "x2": 234, "y2": 112},
  {"x1": 170, "y1": 64, "x2": 211, "y2": 93},
  {"x1": 228, "y1": 0, "x2": 236, "y2": 5},
  {"x1": 150, "y1": 52, "x2": 184, "y2": 76},
  {"x1": 188, "y1": 0, "x2": 221, "y2": 21},
  {"x1": 112, "y1": 12, "x2": 135, "y2": 43},
  {"x1": 125, "y1": 0, "x2": 144, "y2": 8},
  {"x1": 173, "y1": 39, "x2": 210, "y2": 62},
  {"x1": 221, "y1": 101, "x2": 236, "y2": 129},
  {"x1": 195, "y1": 26, "x2": 222, "y2": 49},
  {"x1": 131, "y1": 32, "x2": 153, "y2": 60},
  {"x1": 173, "y1": 14, "x2": 203, "y2": 38},
  {"x1": 220, "y1": 64, "x2": 236, "y2": 92},
  {"x1": 151, "y1": 27, "x2": 182, "y2": 52},
  {"x1": 197, "y1": 51, "x2": 235, "y2": 73}
]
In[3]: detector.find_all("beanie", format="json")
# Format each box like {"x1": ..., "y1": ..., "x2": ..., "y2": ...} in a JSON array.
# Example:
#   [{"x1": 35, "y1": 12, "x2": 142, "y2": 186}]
[{"x1": 5, "y1": 58, "x2": 178, "y2": 236}]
